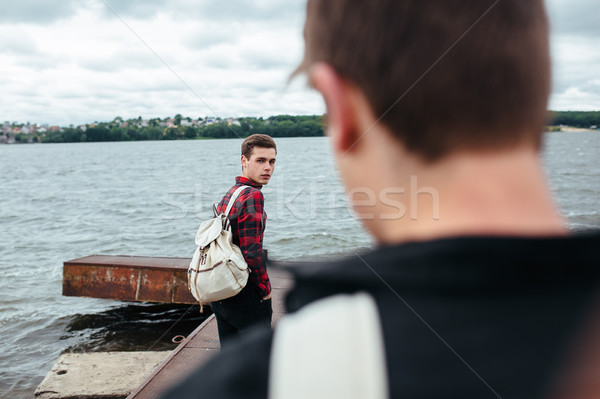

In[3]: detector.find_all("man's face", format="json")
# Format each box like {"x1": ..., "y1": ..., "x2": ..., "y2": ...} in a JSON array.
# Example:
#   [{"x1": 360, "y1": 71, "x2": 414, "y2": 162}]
[{"x1": 242, "y1": 146, "x2": 276, "y2": 185}]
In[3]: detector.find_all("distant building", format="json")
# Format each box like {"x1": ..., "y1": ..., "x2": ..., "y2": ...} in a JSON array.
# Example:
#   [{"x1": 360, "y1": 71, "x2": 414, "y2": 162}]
[{"x1": 227, "y1": 118, "x2": 241, "y2": 127}]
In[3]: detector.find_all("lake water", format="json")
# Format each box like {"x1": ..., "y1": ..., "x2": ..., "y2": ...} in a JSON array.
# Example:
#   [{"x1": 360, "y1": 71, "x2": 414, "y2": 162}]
[{"x1": 1, "y1": 134, "x2": 599, "y2": 398}]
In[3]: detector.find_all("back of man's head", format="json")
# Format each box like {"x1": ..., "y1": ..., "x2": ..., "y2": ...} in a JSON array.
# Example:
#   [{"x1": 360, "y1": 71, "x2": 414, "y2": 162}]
[{"x1": 297, "y1": 0, "x2": 551, "y2": 162}]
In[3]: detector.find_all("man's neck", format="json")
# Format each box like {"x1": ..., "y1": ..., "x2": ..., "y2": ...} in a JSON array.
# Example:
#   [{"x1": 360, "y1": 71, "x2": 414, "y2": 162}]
[{"x1": 358, "y1": 138, "x2": 567, "y2": 244}]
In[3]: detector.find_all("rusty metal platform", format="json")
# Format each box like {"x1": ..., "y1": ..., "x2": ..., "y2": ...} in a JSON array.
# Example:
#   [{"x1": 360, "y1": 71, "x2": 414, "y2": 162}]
[
  {"x1": 126, "y1": 267, "x2": 293, "y2": 399},
  {"x1": 63, "y1": 255, "x2": 198, "y2": 304}
]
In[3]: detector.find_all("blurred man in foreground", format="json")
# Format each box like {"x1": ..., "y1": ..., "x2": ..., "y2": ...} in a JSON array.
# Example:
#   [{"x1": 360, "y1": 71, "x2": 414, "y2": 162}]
[{"x1": 164, "y1": 0, "x2": 600, "y2": 398}]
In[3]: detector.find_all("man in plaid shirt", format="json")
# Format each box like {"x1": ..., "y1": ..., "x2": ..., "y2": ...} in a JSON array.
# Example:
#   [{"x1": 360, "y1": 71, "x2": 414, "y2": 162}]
[{"x1": 210, "y1": 134, "x2": 276, "y2": 345}]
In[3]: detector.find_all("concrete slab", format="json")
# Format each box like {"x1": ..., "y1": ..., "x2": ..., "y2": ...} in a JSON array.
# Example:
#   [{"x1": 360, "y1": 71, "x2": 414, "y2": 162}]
[{"x1": 35, "y1": 352, "x2": 171, "y2": 399}]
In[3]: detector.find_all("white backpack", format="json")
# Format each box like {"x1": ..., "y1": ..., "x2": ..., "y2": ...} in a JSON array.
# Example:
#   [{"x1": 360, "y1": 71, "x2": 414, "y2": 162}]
[
  {"x1": 188, "y1": 185, "x2": 250, "y2": 312},
  {"x1": 269, "y1": 292, "x2": 389, "y2": 399}
]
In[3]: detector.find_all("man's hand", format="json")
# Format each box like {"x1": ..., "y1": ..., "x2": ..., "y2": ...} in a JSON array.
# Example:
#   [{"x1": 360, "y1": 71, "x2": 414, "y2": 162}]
[{"x1": 262, "y1": 293, "x2": 272, "y2": 300}]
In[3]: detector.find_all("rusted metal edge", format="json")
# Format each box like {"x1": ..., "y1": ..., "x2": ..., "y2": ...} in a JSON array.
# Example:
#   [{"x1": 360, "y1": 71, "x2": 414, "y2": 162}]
[
  {"x1": 64, "y1": 254, "x2": 191, "y2": 271},
  {"x1": 63, "y1": 255, "x2": 197, "y2": 304},
  {"x1": 125, "y1": 314, "x2": 216, "y2": 399}
]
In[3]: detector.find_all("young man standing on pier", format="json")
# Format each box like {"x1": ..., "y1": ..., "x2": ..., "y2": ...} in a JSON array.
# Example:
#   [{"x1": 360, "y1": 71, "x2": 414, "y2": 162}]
[
  {"x1": 165, "y1": 1, "x2": 600, "y2": 398},
  {"x1": 209, "y1": 134, "x2": 276, "y2": 346}
]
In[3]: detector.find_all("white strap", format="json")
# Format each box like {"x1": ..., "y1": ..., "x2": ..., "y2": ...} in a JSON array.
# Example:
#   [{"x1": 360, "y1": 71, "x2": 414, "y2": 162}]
[
  {"x1": 223, "y1": 185, "x2": 250, "y2": 217},
  {"x1": 269, "y1": 293, "x2": 389, "y2": 399}
]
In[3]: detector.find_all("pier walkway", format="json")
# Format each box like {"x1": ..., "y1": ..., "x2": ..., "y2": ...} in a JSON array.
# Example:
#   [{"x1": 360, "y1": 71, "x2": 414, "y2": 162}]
[{"x1": 62, "y1": 255, "x2": 293, "y2": 399}]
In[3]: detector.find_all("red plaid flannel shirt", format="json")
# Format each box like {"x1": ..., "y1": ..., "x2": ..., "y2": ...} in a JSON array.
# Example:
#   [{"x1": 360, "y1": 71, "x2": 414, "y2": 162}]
[{"x1": 217, "y1": 176, "x2": 271, "y2": 298}]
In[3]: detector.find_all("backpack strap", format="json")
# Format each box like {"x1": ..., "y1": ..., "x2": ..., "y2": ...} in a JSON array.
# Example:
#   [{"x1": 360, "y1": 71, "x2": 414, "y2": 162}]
[
  {"x1": 223, "y1": 185, "x2": 251, "y2": 218},
  {"x1": 269, "y1": 292, "x2": 389, "y2": 399}
]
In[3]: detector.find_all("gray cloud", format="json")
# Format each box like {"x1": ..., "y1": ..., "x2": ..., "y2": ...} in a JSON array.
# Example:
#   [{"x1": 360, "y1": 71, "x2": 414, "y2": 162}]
[
  {"x1": 77, "y1": 49, "x2": 163, "y2": 72},
  {"x1": 186, "y1": 44, "x2": 243, "y2": 69},
  {"x1": 98, "y1": 0, "x2": 170, "y2": 19},
  {"x1": 168, "y1": 0, "x2": 304, "y2": 23},
  {"x1": 96, "y1": 0, "x2": 303, "y2": 25},
  {"x1": 240, "y1": 43, "x2": 299, "y2": 70},
  {"x1": 0, "y1": 29, "x2": 38, "y2": 54},
  {"x1": 589, "y1": 80, "x2": 600, "y2": 96},
  {"x1": 547, "y1": 0, "x2": 600, "y2": 36},
  {"x1": 184, "y1": 26, "x2": 238, "y2": 50},
  {"x1": 0, "y1": 0, "x2": 79, "y2": 23}
]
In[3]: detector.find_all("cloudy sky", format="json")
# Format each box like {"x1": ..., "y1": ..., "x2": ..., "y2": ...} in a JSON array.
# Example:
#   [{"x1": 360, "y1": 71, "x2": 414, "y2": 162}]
[{"x1": 1, "y1": 0, "x2": 598, "y2": 126}]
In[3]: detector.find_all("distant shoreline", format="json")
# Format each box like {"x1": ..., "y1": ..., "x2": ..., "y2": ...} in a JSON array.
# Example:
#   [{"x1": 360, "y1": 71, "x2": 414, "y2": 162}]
[
  {"x1": 556, "y1": 126, "x2": 597, "y2": 133},
  {"x1": 1, "y1": 126, "x2": 598, "y2": 145},
  {"x1": 1, "y1": 121, "x2": 598, "y2": 145},
  {"x1": 0, "y1": 115, "x2": 325, "y2": 144}
]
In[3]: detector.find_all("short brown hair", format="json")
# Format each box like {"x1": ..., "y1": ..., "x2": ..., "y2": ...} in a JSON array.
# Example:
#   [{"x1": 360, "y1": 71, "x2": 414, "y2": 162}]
[
  {"x1": 297, "y1": 0, "x2": 551, "y2": 162},
  {"x1": 241, "y1": 134, "x2": 277, "y2": 159}
]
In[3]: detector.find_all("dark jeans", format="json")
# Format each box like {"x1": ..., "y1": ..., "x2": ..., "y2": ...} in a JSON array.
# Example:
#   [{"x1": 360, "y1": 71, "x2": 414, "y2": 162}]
[{"x1": 210, "y1": 286, "x2": 273, "y2": 347}]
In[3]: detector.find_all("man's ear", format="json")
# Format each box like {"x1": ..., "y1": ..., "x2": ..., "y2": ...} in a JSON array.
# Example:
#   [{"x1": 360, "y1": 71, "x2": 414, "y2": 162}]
[
  {"x1": 310, "y1": 63, "x2": 359, "y2": 153},
  {"x1": 241, "y1": 155, "x2": 248, "y2": 169}
]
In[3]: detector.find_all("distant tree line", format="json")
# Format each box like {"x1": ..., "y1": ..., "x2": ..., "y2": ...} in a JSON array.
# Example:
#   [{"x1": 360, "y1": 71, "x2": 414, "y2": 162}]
[
  {"x1": 41, "y1": 115, "x2": 324, "y2": 143},
  {"x1": 549, "y1": 111, "x2": 600, "y2": 128},
  {"x1": 7, "y1": 111, "x2": 599, "y2": 145}
]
